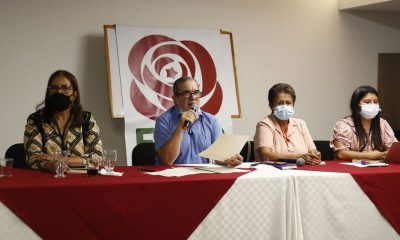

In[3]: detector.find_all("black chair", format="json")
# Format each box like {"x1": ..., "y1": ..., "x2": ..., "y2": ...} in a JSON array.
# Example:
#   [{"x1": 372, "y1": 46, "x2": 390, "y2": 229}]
[
  {"x1": 5, "y1": 143, "x2": 28, "y2": 168},
  {"x1": 314, "y1": 140, "x2": 334, "y2": 160},
  {"x1": 394, "y1": 130, "x2": 400, "y2": 141},
  {"x1": 240, "y1": 141, "x2": 255, "y2": 162},
  {"x1": 131, "y1": 142, "x2": 156, "y2": 165}
]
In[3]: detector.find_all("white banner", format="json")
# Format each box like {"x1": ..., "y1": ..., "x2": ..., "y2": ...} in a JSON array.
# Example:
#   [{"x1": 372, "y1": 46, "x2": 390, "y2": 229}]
[{"x1": 115, "y1": 25, "x2": 238, "y2": 165}]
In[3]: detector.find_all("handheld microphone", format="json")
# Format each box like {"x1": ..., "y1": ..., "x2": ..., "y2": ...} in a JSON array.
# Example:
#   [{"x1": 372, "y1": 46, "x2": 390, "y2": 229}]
[
  {"x1": 184, "y1": 103, "x2": 199, "y2": 129},
  {"x1": 277, "y1": 158, "x2": 305, "y2": 166}
]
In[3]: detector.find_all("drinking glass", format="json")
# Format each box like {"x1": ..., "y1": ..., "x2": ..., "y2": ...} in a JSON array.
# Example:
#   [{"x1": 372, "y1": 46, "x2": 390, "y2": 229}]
[
  {"x1": 53, "y1": 151, "x2": 68, "y2": 178},
  {"x1": 87, "y1": 157, "x2": 101, "y2": 176},
  {"x1": 0, "y1": 158, "x2": 13, "y2": 177},
  {"x1": 103, "y1": 149, "x2": 117, "y2": 172}
]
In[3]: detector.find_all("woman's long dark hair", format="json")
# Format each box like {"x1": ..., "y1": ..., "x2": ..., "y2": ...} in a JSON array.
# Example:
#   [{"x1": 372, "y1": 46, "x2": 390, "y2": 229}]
[
  {"x1": 36, "y1": 70, "x2": 83, "y2": 127},
  {"x1": 350, "y1": 85, "x2": 384, "y2": 151}
]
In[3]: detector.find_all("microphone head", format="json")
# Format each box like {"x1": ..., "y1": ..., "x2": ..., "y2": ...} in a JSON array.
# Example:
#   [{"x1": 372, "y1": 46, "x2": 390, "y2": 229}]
[
  {"x1": 296, "y1": 158, "x2": 305, "y2": 166},
  {"x1": 190, "y1": 103, "x2": 199, "y2": 112}
]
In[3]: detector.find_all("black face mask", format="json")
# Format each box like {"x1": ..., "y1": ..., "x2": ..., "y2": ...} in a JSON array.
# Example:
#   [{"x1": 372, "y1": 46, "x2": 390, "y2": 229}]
[{"x1": 47, "y1": 92, "x2": 71, "y2": 112}]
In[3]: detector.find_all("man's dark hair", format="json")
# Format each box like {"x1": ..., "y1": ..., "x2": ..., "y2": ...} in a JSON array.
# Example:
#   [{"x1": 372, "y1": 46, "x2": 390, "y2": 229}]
[{"x1": 172, "y1": 76, "x2": 199, "y2": 96}]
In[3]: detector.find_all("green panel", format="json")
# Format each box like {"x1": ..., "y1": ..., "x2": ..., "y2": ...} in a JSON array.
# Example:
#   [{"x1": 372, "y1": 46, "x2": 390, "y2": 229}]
[{"x1": 136, "y1": 128, "x2": 155, "y2": 144}]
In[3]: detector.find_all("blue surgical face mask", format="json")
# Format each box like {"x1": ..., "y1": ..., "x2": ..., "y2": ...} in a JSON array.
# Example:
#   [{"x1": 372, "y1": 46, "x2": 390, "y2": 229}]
[{"x1": 273, "y1": 105, "x2": 295, "y2": 121}]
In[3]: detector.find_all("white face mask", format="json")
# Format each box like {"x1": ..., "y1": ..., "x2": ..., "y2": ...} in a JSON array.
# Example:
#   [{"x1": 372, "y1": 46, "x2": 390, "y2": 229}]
[
  {"x1": 273, "y1": 105, "x2": 295, "y2": 121},
  {"x1": 360, "y1": 104, "x2": 380, "y2": 120}
]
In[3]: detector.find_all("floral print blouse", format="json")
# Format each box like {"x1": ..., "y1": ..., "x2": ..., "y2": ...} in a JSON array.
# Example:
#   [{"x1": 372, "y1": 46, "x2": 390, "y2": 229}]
[{"x1": 330, "y1": 116, "x2": 397, "y2": 152}]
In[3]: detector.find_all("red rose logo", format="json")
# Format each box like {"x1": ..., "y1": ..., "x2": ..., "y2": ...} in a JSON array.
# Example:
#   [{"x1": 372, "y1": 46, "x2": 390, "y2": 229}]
[{"x1": 128, "y1": 34, "x2": 223, "y2": 120}]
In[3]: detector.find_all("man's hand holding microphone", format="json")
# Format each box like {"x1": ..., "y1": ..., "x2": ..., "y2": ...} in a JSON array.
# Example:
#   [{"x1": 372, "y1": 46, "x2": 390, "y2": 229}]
[{"x1": 181, "y1": 103, "x2": 199, "y2": 130}]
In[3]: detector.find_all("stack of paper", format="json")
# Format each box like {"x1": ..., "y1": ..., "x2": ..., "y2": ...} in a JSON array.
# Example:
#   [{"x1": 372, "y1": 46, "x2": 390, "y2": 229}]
[
  {"x1": 266, "y1": 162, "x2": 297, "y2": 170},
  {"x1": 341, "y1": 160, "x2": 388, "y2": 168}
]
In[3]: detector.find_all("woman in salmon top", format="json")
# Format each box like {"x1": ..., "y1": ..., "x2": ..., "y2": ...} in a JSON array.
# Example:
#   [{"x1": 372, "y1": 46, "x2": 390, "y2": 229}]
[{"x1": 254, "y1": 83, "x2": 321, "y2": 165}]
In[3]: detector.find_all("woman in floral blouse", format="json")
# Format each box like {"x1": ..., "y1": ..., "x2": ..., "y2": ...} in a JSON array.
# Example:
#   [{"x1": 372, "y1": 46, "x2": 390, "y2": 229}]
[
  {"x1": 24, "y1": 70, "x2": 103, "y2": 171},
  {"x1": 330, "y1": 85, "x2": 397, "y2": 160}
]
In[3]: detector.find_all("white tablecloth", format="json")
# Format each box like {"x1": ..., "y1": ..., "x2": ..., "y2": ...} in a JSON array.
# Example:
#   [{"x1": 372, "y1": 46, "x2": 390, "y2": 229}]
[
  {"x1": 190, "y1": 167, "x2": 399, "y2": 240},
  {"x1": 0, "y1": 201, "x2": 40, "y2": 240}
]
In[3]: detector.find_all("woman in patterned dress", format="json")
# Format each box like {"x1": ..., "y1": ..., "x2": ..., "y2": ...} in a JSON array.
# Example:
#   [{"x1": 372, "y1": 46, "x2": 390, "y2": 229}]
[
  {"x1": 330, "y1": 85, "x2": 397, "y2": 160},
  {"x1": 24, "y1": 70, "x2": 103, "y2": 171}
]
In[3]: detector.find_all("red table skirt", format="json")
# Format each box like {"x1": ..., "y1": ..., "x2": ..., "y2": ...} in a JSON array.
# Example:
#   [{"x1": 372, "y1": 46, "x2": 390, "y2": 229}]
[{"x1": 0, "y1": 166, "x2": 248, "y2": 240}]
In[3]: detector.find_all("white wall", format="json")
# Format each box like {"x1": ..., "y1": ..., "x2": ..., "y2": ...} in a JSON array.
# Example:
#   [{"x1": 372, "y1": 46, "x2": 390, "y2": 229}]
[{"x1": 1, "y1": 0, "x2": 400, "y2": 165}]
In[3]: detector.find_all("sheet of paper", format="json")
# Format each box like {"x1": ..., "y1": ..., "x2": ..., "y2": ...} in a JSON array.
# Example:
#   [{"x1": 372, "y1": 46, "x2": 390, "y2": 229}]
[
  {"x1": 340, "y1": 162, "x2": 388, "y2": 168},
  {"x1": 174, "y1": 163, "x2": 215, "y2": 167},
  {"x1": 143, "y1": 166, "x2": 250, "y2": 177},
  {"x1": 144, "y1": 167, "x2": 215, "y2": 177},
  {"x1": 192, "y1": 167, "x2": 250, "y2": 174},
  {"x1": 199, "y1": 134, "x2": 249, "y2": 161},
  {"x1": 235, "y1": 162, "x2": 255, "y2": 169}
]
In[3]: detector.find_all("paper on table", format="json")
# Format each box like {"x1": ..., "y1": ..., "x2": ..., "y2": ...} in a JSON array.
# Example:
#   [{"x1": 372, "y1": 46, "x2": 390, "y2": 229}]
[
  {"x1": 192, "y1": 167, "x2": 250, "y2": 174},
  {"x1": 144, "y1": 168, "x2": 214, "y2": 177},
  {"x1": 99, "y1": 169, "x2": 124, "y2": 176},
  {"x1": 199, "y1": 134, "x2": 249, "y2": 161},
  {"x1": 340, "y1": 162, "x2": 388, "y2": 168},
  {"x1": 144, "y1": 166, "x2": 250, "y2": 177}
]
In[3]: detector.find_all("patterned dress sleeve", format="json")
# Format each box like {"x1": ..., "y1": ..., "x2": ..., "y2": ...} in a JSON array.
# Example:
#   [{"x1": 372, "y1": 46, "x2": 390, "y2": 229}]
[
  {"x1": 380, "y1": 118, "x2": 398, "y2": 150},
  {"x1": 330, "y1": 119, "x2": 354, "y2": 152},
  {"x1": 84, "y1": 114, "x2": 104, "y2": 157},
  {"x1": 23, "y1": 115, "x2": 48, "y2": 169}
]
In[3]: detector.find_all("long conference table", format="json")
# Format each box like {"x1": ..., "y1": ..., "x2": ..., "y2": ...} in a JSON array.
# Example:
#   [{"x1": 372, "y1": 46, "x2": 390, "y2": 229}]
[{"x1": 0, "y1": 161, "x2": 400, "y2": 240}]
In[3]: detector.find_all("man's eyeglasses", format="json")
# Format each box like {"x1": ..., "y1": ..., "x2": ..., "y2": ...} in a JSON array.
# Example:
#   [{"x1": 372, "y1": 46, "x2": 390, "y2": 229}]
[
  {"x1": 177, "y1": 90, "x2": 202, "y2": 99},
  {"x1": 48, "y1": 85, "x2": 74, "y2": 94}
]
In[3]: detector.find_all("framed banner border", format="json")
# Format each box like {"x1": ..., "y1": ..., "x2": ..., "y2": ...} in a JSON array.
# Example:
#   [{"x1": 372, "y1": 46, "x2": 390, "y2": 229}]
[{"x1": 220, "y1": 29, "x2": 242, "y2": 118}]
